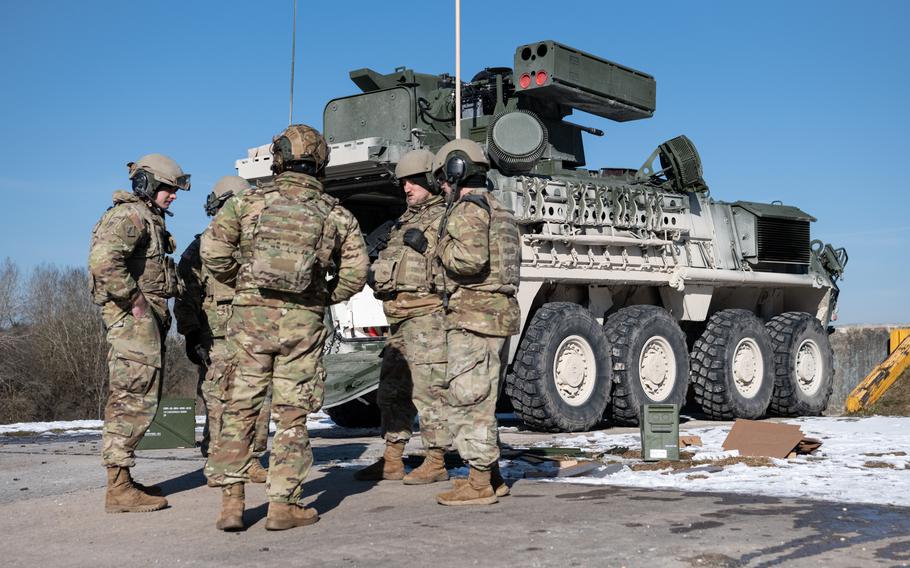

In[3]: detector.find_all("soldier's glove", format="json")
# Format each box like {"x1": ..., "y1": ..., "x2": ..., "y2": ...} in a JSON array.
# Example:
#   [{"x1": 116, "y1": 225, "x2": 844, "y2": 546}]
[
  {"x1": 402, "y1": 228, "x2": 428, "y2": 254},
  {"x1": 185, "y1": 331, "x2": 211, "y2": 367}
]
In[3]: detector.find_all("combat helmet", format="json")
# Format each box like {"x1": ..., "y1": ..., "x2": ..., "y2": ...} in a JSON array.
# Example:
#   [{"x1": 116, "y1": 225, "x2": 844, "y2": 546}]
[
  {"x1": 394, "y1": 149, "x2": 437, "y2": 194},
  {"x1": 270, "y1": 124, "x2": 330, "y2": 177},
  {"x1": 432, "y1": 139, "x2": 490, "y2": 187},
  {"x1": 128, "y1": 154, "x2": 191, "y2": 200},
  {"x1": 205, "y1": 175, "x2": 250, "y2": 216}
]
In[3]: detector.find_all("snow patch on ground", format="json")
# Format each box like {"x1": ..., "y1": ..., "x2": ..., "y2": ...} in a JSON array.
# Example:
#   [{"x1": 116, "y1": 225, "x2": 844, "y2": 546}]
[
  {"x1": 529, "y1": 417, "x2": 910, "y2": 508},
  {"x1": 0, "y1": 420, "x2": 103, "y2": 436},
  {"x1": 0, "y1": 412, "x2": 336, "y2": 437},
  {"x1": 4, "y1": 415, "x2": 908, "y2": 508}
]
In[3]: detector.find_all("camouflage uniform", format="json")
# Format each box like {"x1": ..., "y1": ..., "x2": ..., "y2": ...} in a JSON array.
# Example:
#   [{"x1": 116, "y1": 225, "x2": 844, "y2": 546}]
[
  {"x1": 201, "y1": 171, "x2": 368, "y2": 504},
  {"x1": 371, "y1": 194, "x2": 450, "y2": 450},
  {"x1": 436, "y1": 188, "x2": 521, "y2": 470},
  {"x1": 174, "y1": 234, "x2": 272, "y2": 469},
  {"x1": 89, "y1": 190, "x2": 179, "y2": 468}
]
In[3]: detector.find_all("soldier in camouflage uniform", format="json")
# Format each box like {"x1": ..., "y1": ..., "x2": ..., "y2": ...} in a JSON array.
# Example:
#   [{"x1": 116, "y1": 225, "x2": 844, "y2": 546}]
[
  {"x1": 174, "y1": 175, "x2": 269, "y2": 484},
  {"x1": 202, "y1": 124, "x2": 368, "y2": 531},
  {"x1": 354, "y1": 149, "x2": 451, "y2": 484},
  {"x1": 88, "y1": 153, "x2": 191, "y2": 513},
  {"x1": 431, "y1": 139, "x2": 521, "y2": 506}
]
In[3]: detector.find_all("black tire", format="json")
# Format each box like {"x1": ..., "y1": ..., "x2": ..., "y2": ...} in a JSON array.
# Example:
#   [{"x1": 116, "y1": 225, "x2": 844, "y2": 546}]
[
  {"x1": 691, "y1": 309, "x2": 774, "y2": 420},
  {"x1": 766, "y1": 312, "x2": 834, "y2": 416},
  {"x1": 325, "y1": 391, "x2": 382, "y2": 428},
  {"x1": 505, "y1": 302, "x2": 612, "y2": 432},
  {"x1": 604, "y1": 305, "x2": 690, "y2": 426}
]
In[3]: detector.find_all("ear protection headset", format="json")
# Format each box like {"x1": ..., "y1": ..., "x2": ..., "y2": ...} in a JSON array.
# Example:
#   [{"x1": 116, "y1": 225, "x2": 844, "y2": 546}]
[
  {"x1": 131, "y1": 170, "x2": 155, "y2": 200},
  {"x1": 131, "y1": 169, "x2": 176, "y2": 216},
  {"x1": 436, "y1": 150, "x2": 487, "y2": 189},
  {"x1": 270, "y1": 136, "x2": 290, "y2": 174},
  {"x1": 204, "y1": 190, "x2": 234, "y2": 217}
]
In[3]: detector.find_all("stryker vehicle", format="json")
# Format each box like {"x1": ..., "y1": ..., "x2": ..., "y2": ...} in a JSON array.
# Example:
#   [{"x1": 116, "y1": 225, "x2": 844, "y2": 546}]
[{"x1": 237, "y1": 40, "x2": 848, "y2": 431}]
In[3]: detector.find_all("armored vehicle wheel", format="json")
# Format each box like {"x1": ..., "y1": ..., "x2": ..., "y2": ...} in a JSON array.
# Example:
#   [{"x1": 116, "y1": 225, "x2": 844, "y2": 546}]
[
  {"x1": 325, "y1": 391, "x2": 381, "y2": 428},
  {"x1": 691, "y1": 309, "x2": 774, "y2": 420},
  {"x1": 505, "y1": 302, "x2": 612, "y2": 432},
  {"x1": 766, "y1": 312, "x2": 834, "y2": 416},
  {"x1": 604, "y1": 305, "x2": 690, "y2": 426}
]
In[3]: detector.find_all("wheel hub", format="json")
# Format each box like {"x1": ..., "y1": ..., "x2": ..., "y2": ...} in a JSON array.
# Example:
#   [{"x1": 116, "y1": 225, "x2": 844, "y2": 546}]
[
  {"x1": 732, "y1": 338, "x2": 763, "y2": 398},
  {"x1": 795, "y1": 339, "x2": 823, "y2": 395},
  {"x1": 638, "y1": 335, "x2": 676, "y2": 400},
  {"x1": 553, "y1": 335, "x2": 597, "y2": 407}
]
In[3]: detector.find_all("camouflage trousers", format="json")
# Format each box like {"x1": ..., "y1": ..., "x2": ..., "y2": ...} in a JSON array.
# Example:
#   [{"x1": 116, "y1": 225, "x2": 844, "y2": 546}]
[
  {"x1": 199, "y1": 337, "x2": 271, "y2": 476},
  {"x1": 101, "y1": 309, "x2": 164, "y2": 468},
  {"x1": 208, "y1": 305, "x2": 327, "y2": 504},
  {"x1": 441, "y1": 328, "x2": 505, "y2": 470},
  {"x1": 377, "y1": 311, "x2": 450, "y2": 450}
]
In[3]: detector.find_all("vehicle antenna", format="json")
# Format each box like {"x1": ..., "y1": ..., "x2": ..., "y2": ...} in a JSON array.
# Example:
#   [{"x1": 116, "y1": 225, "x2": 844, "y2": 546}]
[
  {"x1": 454, "y1": 0, "x2": 461, "y2": 139},
  {"x1": 289, "y1": 0, "x2": 298, "y2": 125}
]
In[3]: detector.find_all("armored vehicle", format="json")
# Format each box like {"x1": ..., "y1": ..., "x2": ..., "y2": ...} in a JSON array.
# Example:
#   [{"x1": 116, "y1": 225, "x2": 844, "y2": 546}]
[{"x1": 237, "y1": 40, "x2": 848, "y2": 431}]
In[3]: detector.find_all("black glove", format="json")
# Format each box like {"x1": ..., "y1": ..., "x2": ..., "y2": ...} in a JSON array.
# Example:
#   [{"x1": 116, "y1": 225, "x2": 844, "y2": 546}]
[
  {"x1": 185, "y1": 331, "x2": 211, "y2": 367},
  {"x1": 402, "y1": 228, "x2": 428, "y2": 254},
  {"x1": 366, "y1": 266, "x2": 376, "y2": 288}
]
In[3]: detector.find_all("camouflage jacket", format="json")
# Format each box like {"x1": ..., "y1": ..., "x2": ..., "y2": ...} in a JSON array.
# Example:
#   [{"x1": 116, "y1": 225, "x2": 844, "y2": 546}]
[
  {"x1": 88, "y1": 190, "x2": 178, "y2": 326},
  {"x1": 174, "y1": 233, "x2": 236, "y2": 339},
  {"x1": 200, "y1": 172, "x2": 369, "y2": 311},
  {"x1": 436, "y1": 188, "x2": 521, "y2": 336},
  {"x1": 373, "y1": 194, "x2": 446, "y2": 324}
]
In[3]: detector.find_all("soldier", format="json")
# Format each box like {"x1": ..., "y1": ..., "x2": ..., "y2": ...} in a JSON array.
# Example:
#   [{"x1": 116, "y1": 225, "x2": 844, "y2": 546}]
[
  {"x1": 88, "y1": 153, "x2": 190, "y2": 513},
  {"x1": 431, "y1": 139, "x2": 520, "y2": 506},
  {"x1": 354, "y1": 149, "x2": 451, "y2": 484},
  {"x1": 202, "y1": 124, "x2": 368, "y2": 531},
  {"x1": 174, "y1": 175, "x2": 270, "y2": 484}
]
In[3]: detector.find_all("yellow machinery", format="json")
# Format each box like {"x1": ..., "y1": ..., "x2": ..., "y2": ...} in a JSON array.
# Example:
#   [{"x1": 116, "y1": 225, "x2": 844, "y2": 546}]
[{"x1": 846, "y1": 329, "x2": 910, "y2": 413}]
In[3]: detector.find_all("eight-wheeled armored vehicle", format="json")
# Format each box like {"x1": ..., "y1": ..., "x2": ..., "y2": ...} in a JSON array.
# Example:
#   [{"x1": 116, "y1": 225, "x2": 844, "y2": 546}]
[{"x1": 237, "y1": 40, "x2": 848, "y2": 431}]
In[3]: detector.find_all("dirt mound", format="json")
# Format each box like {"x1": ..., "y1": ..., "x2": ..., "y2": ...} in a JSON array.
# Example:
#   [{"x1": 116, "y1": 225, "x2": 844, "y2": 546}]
[{"x1": 858, "y1": 367, "x2": 910, "y2": 416}]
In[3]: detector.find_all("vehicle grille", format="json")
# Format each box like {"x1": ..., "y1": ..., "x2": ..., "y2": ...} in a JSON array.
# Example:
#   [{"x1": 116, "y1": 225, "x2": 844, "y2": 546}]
[{"x1": 756, "y1": 218, "x2": 811, "y2": 264}]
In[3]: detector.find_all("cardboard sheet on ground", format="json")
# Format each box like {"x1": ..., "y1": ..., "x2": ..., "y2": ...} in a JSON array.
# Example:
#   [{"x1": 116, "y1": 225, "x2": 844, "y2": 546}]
[{"x1": 721, "y1": 420, "x2": 804, "y2": 458}]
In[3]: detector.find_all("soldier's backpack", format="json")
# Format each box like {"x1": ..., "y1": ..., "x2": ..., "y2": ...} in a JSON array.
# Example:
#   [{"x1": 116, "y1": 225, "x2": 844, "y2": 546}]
[{"x1": 248, "y1": 186, "x2": 338, "y2": 294}]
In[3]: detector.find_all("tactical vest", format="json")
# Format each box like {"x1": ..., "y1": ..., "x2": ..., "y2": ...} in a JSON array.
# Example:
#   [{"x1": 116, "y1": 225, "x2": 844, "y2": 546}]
[
  {"x1": 372, "y1": 198, "x2": 445, "y2": 298},
  {"x1": 90, "y1": 199, "x2": 178, "y2": 305},
  {"x1": 248, "y1": 183, "x2": 338, "y2": 294},
  {"x1": 447, "y1": 192, "x2": 521, "y2": 296}
]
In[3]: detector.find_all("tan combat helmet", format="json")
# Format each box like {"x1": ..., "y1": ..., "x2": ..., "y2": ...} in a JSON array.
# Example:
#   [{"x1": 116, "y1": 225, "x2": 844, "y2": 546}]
[
  {"x1": 128, "y1": 153, "x2": 191, "y2": 200},
  {"x1": 205, "y1": 175, "x2": 250, "y2": 216},
  {"x1": 270, "y1": 124, "x2": 330, "y2": 176},
  {"x1": 432, "y1": 139, "x2": 490, "y2": 187},
  {"x1": 394, "y1": 149, "x2": 437, "y2": 193}
]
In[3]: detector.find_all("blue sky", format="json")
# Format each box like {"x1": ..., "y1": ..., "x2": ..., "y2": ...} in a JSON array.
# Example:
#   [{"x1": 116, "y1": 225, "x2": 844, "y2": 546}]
[{"x1": 0, "y1": 1, "x2": 907, "y2": 324}]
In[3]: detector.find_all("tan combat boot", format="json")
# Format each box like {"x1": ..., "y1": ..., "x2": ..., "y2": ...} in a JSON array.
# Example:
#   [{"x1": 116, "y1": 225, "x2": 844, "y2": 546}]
[
  {"x1": 353, "y1": 440, "x2": 406, "y2": 481},
  {"x1": 265, "y1": 502, "x2": 319, "y2": 531},
  {"x1": 436, "y1": 466, "x2": 498, "y2": 506},
  {"x1": 452, "y1": 461, "x2": 510, "y2": 497},
  {"x1": 402, "y1": 448, "x2": 449, "y2": 485},
  {"x1": 124, "y1": 468, "x2": 163, "y2": 496},
  {"x1": 105, "y1": 467, "x2": 168, "y2": 513},
  {"x1": 248, "y1": 460, "x2": 268, "y2": 484},
  {"x1": 215, "y1": 483, "x2": 245, "y2": 531}
]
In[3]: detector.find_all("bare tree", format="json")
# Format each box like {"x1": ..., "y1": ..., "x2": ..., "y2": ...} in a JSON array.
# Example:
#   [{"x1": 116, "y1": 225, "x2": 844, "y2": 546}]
[{"x1": 0, "y1": 257, "x2": 21, "y2": 332}]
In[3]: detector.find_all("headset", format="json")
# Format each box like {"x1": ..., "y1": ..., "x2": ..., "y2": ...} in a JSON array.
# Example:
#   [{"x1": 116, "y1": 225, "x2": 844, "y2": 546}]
[
  {"x1": 131, "y1": 170, "x2": 176, "y2": 216},
  {"x1": 131, "y1": 170, "x2": 156, "y2": 200},
  {"x1": 204, "y1": 190, "x2": 234, "y2": 217}
]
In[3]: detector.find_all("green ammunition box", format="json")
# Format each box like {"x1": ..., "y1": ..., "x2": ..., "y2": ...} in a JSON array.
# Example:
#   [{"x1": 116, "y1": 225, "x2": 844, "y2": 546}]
[
  {"x1": 640, "y1": 404, "x2": 680, "y2": 462},
  {"x1": 137, "y1": 398, "x2": 196, "y2": 450}
]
